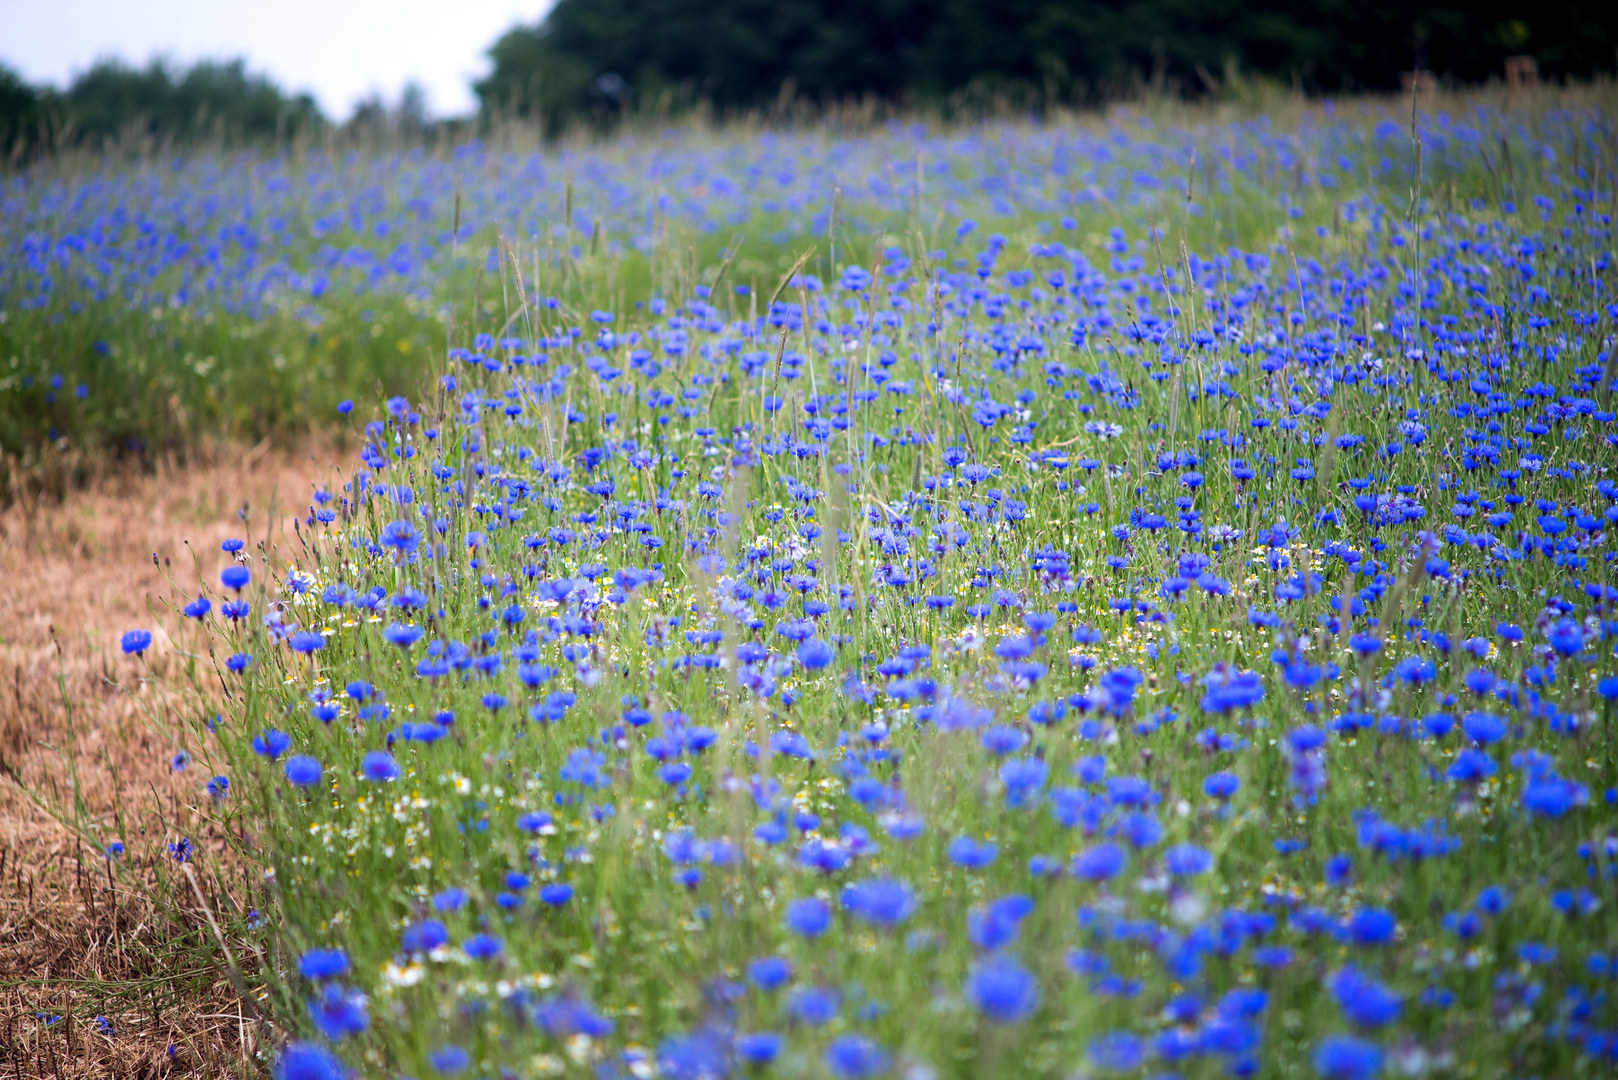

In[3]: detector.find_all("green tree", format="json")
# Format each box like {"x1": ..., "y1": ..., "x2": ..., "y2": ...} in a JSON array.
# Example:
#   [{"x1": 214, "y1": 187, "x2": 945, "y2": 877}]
[
  {"x1": 0, "y1": 64, "x2": 46, "y2": 158},
  {"x1": 60, "y1": 58, "x2": 322, "y2": 146}
]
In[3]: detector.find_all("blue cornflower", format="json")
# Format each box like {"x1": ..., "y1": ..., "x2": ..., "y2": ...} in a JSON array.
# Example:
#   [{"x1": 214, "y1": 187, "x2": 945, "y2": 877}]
[
  {"x1": 284, "y1": 755, "x2": 322, "y2": 786},
  {"x1": 401, "y1": 919, "x2": 449, "y2": 953},
  {"x1": 1314, "y1": 1035, "x2": 1383, "y2": 1080},
  {"x1": 517, "y1": 811, "x2": 554, "y2": 833},
  {"x1": 979, "y1": 725, "x2": 1028, "y2": 756},
  {"x1": 380, "y1": 519, "x2": 420, "y2": 554},
  {"x1": 967, "y1": 895, "x2": 1034, "y2": 950},
  {"x1": 433, "y1": 888, "x2": 469, "y2": 912},
  {"x1": 463, "y1": 933, "x2": 503, "y2": 959},
  {"x1": 1548, "y1": 621, "x2": 1584, "y2": 656},
  {"x1": 288, "y1": 631, "x2": 325, "y2": 654},
  {"x1": 824, "y1": 1035, "x2": 888, "y2": 1079},
  {"x1": 785, "y1": 897, "x2": 831, "y2": 937},
  {"x1": 1343, "y1": 908, "x2": 1397, "y2": 947},
  {"x1": 274, "y1": 1042, "x2": 344, "y2": 1080},
  {"x1": 658, "y1": 1031, "x2": 730, "y2": 1079},
  {"x1": 737, "y1": 1032, "x2": 782, "y2": 1065},
  {"x1": 1330, "y1": 966, "x2": 1401, "y2": 1027},
  {"x1": 965, "y1": 955, "x2": 1040, "y2": 1021},
  {"x1": 796, "y1": 637, "x2": 835, "y2": 670},
  {"x1": 360, "y1": 751, "x2": 399, "y2": 782},
  {"x1": 252, "y1": 730, "x2": 291, "y2": 759},
  {"x1": 1164, "y1": 843, "x2": 1213, "y2": 877},
  {"x1": 1071, "y1": 842, "x2": 1128, "y2": 882},
  {"x1": 428, "y1": 1045, "x2": 470, "y2": 1074},
  {"x1": 748, "y1": 956, "x2": 793, "y2": 991},
  {"x1": 948, "y1": 836, "x2": 999, "y2": 868},
  {"x1": 841, "y1": 879, "x2": 917, "y2": 925},
  {"x1": 787, "y1": 985, "x2": 839, "y2": 1025},
  {"x1": 121, "y1": 629, "x2": 153, "y2": 655},
  {"x1": 1462, "y1": 712, "x2": 1507, "y2": 745},
  {"x1": 1088, "y1": 1030, "x2": 1146, "y2": 1071},
  {"x1": 1522, "y1": 776, "x2": 1585, "y2": 818},
  {"x1": 1446, "y1": 749, "x2": 1497, "y2": 783},
  {"x1": 307, "y1": 983, "x2": 368, "y2": 1040},
  {"x1": 298, "y1": 948, "x2": 350, "y2": 980},
  {"x1": 840, "y1": 265, "x2": 871, "y2": 291},
  {"x1": 383, "y1": 623, "x2": 424, "y2": 648}
]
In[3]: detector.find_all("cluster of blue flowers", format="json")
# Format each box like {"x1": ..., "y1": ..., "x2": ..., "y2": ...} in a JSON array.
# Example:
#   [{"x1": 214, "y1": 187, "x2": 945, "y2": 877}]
[{"x1": 95, "y1": 99, "x2": 1618, "y2": 1080}]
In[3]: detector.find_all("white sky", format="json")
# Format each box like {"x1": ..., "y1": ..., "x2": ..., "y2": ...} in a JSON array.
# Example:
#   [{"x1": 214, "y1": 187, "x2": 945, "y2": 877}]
[{"x1": 0, "y1": 0, "x2": 554, "y2": 120}]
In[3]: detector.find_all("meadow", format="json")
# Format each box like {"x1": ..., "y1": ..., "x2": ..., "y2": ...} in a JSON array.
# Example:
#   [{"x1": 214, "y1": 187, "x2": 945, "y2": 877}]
[{"x1": 4, "y1": 83, "x2": 1618, "y2": 1079}]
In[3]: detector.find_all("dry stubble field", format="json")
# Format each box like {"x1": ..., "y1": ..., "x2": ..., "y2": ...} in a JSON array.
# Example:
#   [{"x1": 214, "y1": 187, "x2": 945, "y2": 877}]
[{"x1": 0, "y1": 443, "x2": 335, "y2": 1078}]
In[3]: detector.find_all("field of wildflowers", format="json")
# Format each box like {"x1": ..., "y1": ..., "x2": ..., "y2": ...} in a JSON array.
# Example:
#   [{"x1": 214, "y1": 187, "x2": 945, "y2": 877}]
[{"x1": 12, "y1": 86, "x2": 1618, "y2": 1078}]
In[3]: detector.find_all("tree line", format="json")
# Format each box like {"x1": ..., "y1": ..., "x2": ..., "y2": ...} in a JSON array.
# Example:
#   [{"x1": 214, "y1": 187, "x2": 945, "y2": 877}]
[
  {"x1": 1, "y1": 58, "x2": 324, "y2": 159},
  {"x1": 475, "y1": 0, "x2": 1618, "y2": 129}
]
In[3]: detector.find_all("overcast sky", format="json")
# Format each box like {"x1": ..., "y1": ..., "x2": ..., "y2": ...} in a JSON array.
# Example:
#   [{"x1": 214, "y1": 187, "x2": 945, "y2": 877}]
[{"x1": 0, "y1": 0, "x2": 553, "y2": 119}]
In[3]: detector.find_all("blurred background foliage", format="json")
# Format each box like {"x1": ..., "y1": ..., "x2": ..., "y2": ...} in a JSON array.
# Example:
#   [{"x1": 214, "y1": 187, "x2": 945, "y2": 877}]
[
  {"x1": 0, "y1": 58, "x2": 323, "y2": 157},
  {"x1": 475, "y1": 0, "x2": 1618, "y2": 130},
  {"x1": 2, "y1": 1, "x2": 1616, "y2": 157}
]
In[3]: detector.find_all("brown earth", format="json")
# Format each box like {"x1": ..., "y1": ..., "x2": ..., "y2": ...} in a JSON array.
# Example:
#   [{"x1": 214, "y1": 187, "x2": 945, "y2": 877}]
[{"x1": 0, "y1": 442, "x2": 337, "y2": 1078}]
